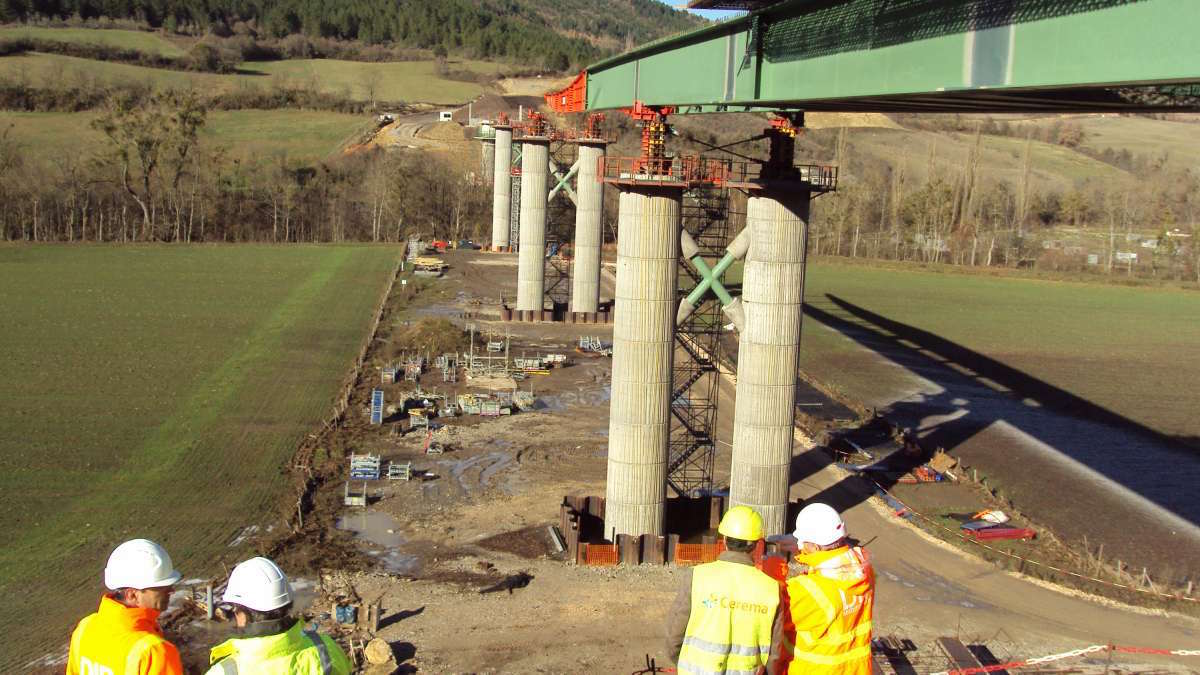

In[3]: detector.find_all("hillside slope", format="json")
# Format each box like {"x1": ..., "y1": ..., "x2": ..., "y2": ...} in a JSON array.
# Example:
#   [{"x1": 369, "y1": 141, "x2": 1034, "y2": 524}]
[{"x1": 1, "y1": 0, "x2": 705, "y2": 68}]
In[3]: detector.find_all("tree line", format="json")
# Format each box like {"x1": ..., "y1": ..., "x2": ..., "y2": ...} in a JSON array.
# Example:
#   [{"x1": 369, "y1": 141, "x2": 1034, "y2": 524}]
[
  {"x1": 1, "y1": 0, "x2": 604, "y2": 69},
  {"x1": 0, "y1": 92, "x2": 492, "y2": 244},
  {"x1": 806, "y1": 125, "x2": 1200, "y2": 282}
]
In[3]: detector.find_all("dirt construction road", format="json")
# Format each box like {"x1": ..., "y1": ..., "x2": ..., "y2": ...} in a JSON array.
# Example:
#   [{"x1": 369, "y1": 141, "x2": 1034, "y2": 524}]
[{"x1": 287, "y1": 252, "x2": 1199, "y2": 673}]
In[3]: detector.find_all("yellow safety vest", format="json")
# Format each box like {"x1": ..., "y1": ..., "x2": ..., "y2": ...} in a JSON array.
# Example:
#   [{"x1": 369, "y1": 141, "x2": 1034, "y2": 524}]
[
  {"x1": 679, "y1": 559, "x2": 780, "y2": 675},
  {"x1": 207, "y1": 621, "x2": 351, "y2": 675},
  {"x1": 785, "y1": 547, "x2": 874, "y2": 675}
]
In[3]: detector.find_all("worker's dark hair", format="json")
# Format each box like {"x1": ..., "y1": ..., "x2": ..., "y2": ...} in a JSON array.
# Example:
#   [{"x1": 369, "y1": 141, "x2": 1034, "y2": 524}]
[
  {"x1": 235, "y1": 602, "x2": 293, "y2": 624},
  {"x1": 724, "y1": 536, "x2": 755, "y2": 552}
]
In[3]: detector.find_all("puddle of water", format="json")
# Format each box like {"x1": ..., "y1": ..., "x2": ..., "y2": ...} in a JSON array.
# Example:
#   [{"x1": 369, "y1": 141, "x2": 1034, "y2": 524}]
[{"x1": 336, "y1": 510, "x2": 421, "y2": 575}]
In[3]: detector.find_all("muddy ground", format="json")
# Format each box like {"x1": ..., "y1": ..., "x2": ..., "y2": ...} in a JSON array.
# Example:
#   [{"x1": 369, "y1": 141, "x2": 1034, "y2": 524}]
[{"x1": 170, "y1": 250, "x2": 1200, "y2": 673}]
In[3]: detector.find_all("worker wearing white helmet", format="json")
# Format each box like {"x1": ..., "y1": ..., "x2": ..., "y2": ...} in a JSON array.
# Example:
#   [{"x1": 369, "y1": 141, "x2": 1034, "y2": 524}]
[
  {"x1": 207, "y1": 557, "x2": 351, "y2": 675},
  {"x1": 783, "y1": 503, "x2": 875, "y2": 675},
  {"x1": 67, "y1": 538, "x2": 184, "y2": 675}
]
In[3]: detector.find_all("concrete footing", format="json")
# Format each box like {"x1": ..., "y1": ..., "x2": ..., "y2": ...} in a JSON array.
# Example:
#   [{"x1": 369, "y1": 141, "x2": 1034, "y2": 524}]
[
  {"x1": 605, "y1": 187, "x2": 681, "y2": 539},
  {"x1": 729, "y1": 190, "x2": 811, "y2": 536},
  {"x1": 516, "y1": 139, "x2": 549, "y2": 312},
  {"x1": 490, "y1": 127, "x2": 513, "y2": 251}
]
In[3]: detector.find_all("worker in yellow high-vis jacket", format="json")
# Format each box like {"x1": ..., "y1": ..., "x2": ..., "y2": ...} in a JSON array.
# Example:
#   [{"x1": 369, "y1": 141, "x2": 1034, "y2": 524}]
[
  {"x1": 207, "y1": 557, "x2": 351, "y2": 675},
  {"x1": 784, "y1": 503, "x2": 874, "y2": 675},
  {"x1": 666, "y1": 506, "x2": 787, "y2": 675}
]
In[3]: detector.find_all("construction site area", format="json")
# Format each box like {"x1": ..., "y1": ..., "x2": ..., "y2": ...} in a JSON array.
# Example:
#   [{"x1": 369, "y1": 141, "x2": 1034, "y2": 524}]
[
  {"x1": 47, "y1": 1, "x2": 1200, "y2": 672},
  {"x1": 155, "y1": 237, "x2": 1199, "y2": 673}
]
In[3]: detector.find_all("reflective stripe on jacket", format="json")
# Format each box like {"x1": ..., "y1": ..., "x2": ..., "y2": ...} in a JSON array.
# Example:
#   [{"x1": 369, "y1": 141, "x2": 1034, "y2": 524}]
[
  {"x1": 207, "y1": 620, "x2": 352, "y2": 675},
  {"x1": 784, "y1": 546, "x2": 874, "y2": 675},
  {"x1": 67, "y1": 594, "x2": 183, "y2": 675},
  {"x1": 678, "y1": 559, "x2": 781, "y2": 675}
]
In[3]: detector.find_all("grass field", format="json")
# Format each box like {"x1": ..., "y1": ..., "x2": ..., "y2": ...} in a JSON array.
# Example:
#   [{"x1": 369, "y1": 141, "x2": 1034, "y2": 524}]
[
  {"x1": 0, "y1": 51, "x2": 498, "y2": 102},
  {"x1": 843, "y1": 127, "x2": 1128, "y2": 191},
  {"x1": 0, "y1": 109, "x2": 367, "y2": 163},
  {"x1": 0, "y1": 26, "x2": 185, "y2": 57},
  {"x1": 795, "y1": 260, "x2": 1200, "y2": 444},
  {"x1": 0, "y1": 245, "x2": 398, "y2": 670}
]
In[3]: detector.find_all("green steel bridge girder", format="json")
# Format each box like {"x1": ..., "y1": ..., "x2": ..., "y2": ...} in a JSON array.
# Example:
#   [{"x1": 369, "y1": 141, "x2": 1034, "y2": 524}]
[{"x1": 583, "y1": 0, "x2": 1200, "y2": 113}]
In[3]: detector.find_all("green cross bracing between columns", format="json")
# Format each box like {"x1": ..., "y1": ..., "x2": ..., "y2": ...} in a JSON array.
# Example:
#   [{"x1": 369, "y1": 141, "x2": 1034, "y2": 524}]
[
  {"x1": 548, "y1": 160, "x2": 579, "y2": 203},
  {"x1": 686, "y1": 250, "x2": 736, "y2": 308}
]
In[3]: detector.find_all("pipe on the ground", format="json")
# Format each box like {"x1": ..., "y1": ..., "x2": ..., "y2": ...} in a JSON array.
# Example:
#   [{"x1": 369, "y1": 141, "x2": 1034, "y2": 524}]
[
  {"x1": 490, "y1": 127, "x2": 513, "y2": 251},
  {"x1": 605, "y1": 186, "x2": 681, "y2": 539},
  {"x1": 516, "y1": 139, "x2": 549, "y2": 311},
  {"x1": 729, "y1": 190, "x2": 811, "y2": 536},
  {"x1": 571, "y1": 142, "x2": 605, "y2": 314}
]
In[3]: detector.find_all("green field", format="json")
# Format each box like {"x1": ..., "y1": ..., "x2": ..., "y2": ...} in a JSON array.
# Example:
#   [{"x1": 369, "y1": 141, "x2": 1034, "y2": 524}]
[
  {"x1": 843, "y1": 127, "x2": 1128, "y2": 191},
  {"x1": 0, "y1": 51, "x2": 497, "y2": 102},
  {"x1": 0, "y1": 26, "x2": 186, "y2": 57},
  {"x1": 0, "y1": 245, "x2": 398, "y2": 671},
  {"x1": 0, "y1": 109, "x2": 367, "y2": 163},
  {"x1": 795, "y1": 260, "x2": 1200, "y2": 443}
]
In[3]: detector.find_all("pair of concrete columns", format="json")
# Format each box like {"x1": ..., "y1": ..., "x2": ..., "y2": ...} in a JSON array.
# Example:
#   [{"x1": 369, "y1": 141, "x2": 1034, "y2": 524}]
[
  {"x1": 487, "y1": 131, "x2": 604, "y2": 314},
  {"x1": 604, "y1": 187, "x2": 811, "y2": 539}
]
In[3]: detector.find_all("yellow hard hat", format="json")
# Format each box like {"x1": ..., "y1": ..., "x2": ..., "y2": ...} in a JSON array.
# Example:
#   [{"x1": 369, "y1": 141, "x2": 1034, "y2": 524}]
[{"x1": 718, "y1": 505, "x2": 764, "y2": 542}]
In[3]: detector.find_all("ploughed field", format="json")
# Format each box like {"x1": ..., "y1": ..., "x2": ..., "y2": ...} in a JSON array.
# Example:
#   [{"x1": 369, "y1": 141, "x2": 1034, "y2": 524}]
[{"x1": 0, "y1": 245, "x2": 398, "y2": 671}]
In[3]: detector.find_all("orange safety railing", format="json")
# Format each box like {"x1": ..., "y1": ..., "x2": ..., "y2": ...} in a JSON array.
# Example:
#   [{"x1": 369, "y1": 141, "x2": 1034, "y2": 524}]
[
  {"x1": 674, "y1": 540, "x2": 726, "y2": 566},
  {"x1": 600, "y1": 156, "x2": 838, "y2": 191},
  {"x1": 583, "y1": 542, "x2": 620, "y2": 566}
]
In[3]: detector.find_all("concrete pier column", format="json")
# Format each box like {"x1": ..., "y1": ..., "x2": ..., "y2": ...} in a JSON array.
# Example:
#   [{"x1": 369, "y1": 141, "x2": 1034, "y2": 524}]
[
  {"x1": 605, "y1": 186, "x2": 681, "y2": 539},
  {"x1": 516, "y1": 139, "x2": 549, "y2": 312},
  {"x1": 480, "y1": 136, "x2": 496, "y2": 190},
  {"x1": 729, "y1": 190, "x2": 811, "y2": 536},
  {"x1": 571, "y1": 142, "x2": 606, "y2": 314},
  {"x1": 490, "y1": 126, "x2": 513, "y2": 251}
]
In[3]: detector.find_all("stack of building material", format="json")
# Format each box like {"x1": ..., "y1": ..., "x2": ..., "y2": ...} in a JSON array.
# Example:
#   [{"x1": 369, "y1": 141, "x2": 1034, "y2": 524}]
[{"x1": 349, "y1": 453, "x2": 381, "y2": 480}]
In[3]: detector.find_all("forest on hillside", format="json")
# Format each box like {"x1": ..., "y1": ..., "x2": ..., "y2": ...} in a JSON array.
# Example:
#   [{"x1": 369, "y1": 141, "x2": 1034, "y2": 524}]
[{"x1": 0, "y1": 0, "x2": 704, "y2": 68}]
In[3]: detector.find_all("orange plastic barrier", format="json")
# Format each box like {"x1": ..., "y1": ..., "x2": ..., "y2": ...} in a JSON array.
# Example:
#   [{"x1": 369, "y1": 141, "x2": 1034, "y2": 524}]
[
  {"x1": 674, "y1": 542, "x2": 725, "y2": 566},
  {"x1": 584, "y1": 543, "x2": 619, "y2": 566}
]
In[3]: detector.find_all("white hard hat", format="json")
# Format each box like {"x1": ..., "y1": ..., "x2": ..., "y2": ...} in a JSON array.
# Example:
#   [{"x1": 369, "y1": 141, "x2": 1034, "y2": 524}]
[
  {"x1": 104, "y1": 539, "x2": 183, "y2": 590},
  {"x1": 792, "y1": 503, "x2": 846, "y2": 546},
  {"x1": 222, "y1": 557, "x2": 293, "y2": 612}
]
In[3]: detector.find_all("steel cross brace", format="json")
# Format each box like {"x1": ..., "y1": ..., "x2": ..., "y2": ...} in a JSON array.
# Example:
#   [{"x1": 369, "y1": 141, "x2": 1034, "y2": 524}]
[
  {"x1": 547, "y1": 158, "x2": 579, "y2": 205},
  {"x1": 676, "y1": 229, "x2": 748, "y2": 331}
]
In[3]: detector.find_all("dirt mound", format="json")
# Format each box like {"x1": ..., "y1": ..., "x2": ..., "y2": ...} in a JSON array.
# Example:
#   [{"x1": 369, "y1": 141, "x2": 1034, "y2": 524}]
[
  {"x1": 421, "y1": 121, "x2": 470, "y2": 143},
  {"x1": 462, "y1": 93, "x2": 512, "y2": 121}
]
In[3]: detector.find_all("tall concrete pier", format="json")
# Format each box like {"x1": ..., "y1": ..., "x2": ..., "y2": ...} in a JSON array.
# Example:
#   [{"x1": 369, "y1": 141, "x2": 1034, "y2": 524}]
[
  {"x1": 729, "y1": 190, "x2": 810, "y2": 535},
  {"x1": 604, "y1": 186, "x2": 681, "y2": 539},
  {"x1": 516, "y1": 138, "x2": 549, "y2": 313},
  {"x1": 571, "y1": 141, "x2": 606, "y2": 314},
  {"x1": 480, "y1": 134, "x2": 495, "y2": 189},
  {"x1": 490, "y1": 125, "x2": 513, "y2": 251}
]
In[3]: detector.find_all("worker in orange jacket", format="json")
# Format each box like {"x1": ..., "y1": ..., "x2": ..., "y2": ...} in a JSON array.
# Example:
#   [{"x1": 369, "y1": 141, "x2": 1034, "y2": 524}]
[
  {"x1": 67, "y1": 539, "x2": 185, "y2": 675},
  {"x1": 784, "y1": 503, "x2": 875, "y2": 675}
]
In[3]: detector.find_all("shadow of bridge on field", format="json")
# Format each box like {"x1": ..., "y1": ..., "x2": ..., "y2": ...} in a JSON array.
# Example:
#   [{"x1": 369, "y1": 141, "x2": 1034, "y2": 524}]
[{"x1": 789, "y1": 293, "x2": 1200, "y2": 570}]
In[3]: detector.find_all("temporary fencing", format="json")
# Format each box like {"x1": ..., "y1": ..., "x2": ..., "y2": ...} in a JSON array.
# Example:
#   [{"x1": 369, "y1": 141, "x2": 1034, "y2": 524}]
[
  {"x1": 930, "y1": 643, "x2": 1200, "y2": 675},
  {"x1": 868, "y1": 478, "x2": 1198, "y2": 604}
]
